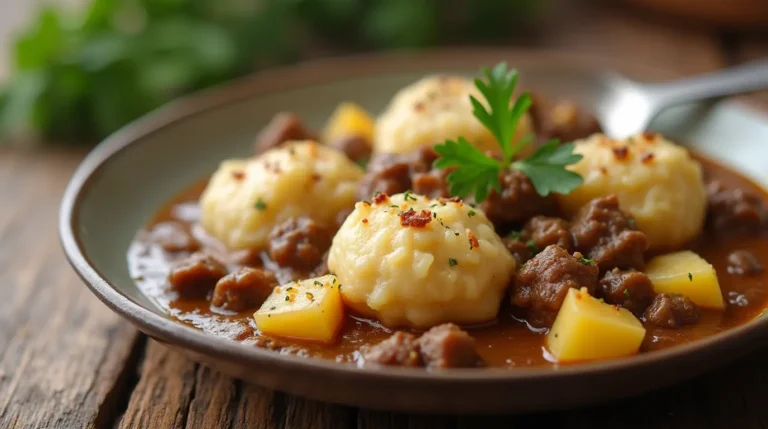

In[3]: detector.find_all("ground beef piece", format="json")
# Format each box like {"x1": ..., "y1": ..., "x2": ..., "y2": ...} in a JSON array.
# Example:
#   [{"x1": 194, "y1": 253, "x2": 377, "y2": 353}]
[
  {"x1": 253, "y1": 112, "x2": 317, "y2": 154},
  {"x1": 268, "y1": 217, "x2": 332, "y2": 270},
  {"x1": 418, "y1": 324, "x2": 484, "y2": 369},
  {"x1": 644, "y1": 293, "x2": 700, "y2": 328},
  {"x1": 148, "y1": 221, "x2": 200, "y2": 253},
  {"x1": 706, "y1": 181, "x2": 767, "y2": 235},
  {"x1": 511, "y1": 245, "x2": 599, "y2": 328},
  {"x1": 727, "y1": 250, "x2": 764, "y2": 276},
  {"x1": 481, "y1": 170, "x2": 558, "y2": 227},
  {"x1": 503, "y1": 236, "x2": 532, "y2": 265},
  {"x1": 168, "y1": 252, "x2": 228, "y2": 299},
  {"x1": 598, "y1": 268, "x2": 654, "y2": 316},
  {"x1": 522, "y1": 216, "x2": 573, "y2": 252},
  {"x1": 361, "y1": 332, "x2": 422, "y2": 367},
  {"x1": 570, "y1": 195, "x2": 647, "y2": 271},
  {"x1": 412, "y1": 168, "x2": 452, "y2": 199},
  {"x1": 357, "y1": 153, "x2": 411, "y2": 200},
  {"x1": 528, "y1": 93, "x2": 602, "y2": 143},
  {"x1": 211, "y1": 267, "x2": 278, "y2": 312},
  {"x1": 329, "y1": 135, "x2": 372, "y2": 164}
]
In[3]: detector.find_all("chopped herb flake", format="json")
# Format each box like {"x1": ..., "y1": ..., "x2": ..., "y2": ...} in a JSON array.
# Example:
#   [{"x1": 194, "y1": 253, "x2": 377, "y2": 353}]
[
  {"x1": 448, "y1": 258, "x2": 459, "y2": 267},
  {"x1": 578, "y1": 257, "x2": 596, "y2": 265},
  {"x1": 526, "y1": 240, "x2": 539, "y2": 254},
  {"x1": 468, "y1": 210, "x2": 476, "y2": 217},
  {"x1": 403, "y1": 190, "x2": 417, "y2": 201},
  {"x1": 688, "y1": 273, "x2": 693, "y2": 282},
  {"x1": 623, "y1": 289, "x2": 630, "y2": 297},
  {"x1": 507, "y1": 231, "x2": 522, "y2": 240},
  {"x1": 254, "y1": 198, "x2": 267, "y2": 211},
  {"x1": 314, "y1": 281, "x2": 323, "y2": 287}
]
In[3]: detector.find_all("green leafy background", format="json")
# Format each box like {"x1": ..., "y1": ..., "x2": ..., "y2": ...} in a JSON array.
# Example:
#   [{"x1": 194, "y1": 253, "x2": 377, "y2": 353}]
[{"x1": 0, "y1": 0, "x2": 541, "y2": 144}]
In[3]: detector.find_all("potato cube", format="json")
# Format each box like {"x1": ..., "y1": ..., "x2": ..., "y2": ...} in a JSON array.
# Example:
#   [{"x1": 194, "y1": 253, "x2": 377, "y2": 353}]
[
  {"x1": 645, "y1": 250, "x2": 724, "y2": 309},
  {"x1": 547, "y1": 288, "x2": 646, "y2": 362},
  {"x1": 254, "y1": 275, "x2": 344, "y2": 343},
  {"x1": 323, "y1": 102, "x2": 374, "y2": 143}
]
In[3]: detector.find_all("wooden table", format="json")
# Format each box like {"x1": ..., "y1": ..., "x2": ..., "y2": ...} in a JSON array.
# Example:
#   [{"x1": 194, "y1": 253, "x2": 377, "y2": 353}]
[{"x1": 1, "y1": 3, "x2": 767, "y2": 428}]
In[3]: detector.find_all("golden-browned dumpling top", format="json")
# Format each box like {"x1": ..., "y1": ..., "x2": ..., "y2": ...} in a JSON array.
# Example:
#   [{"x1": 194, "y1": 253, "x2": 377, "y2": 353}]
[
  {"x1": 374, "y1": 76, "x2": 532, "y2": 154},
  {"x1": 557, "y1": 133, "x2": 706, "y2": 251},
  {"x1": 200, "y1": 141, "x2": 364, "y2": 249},
  {"x1": 327, "y1": 192, "x2": 515, "y2": 328}
]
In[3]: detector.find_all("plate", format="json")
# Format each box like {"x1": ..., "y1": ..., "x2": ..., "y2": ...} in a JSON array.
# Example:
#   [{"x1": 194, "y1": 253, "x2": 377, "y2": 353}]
[{"x1": 60, "y1": 49, "x2": 768, "y2": 413}]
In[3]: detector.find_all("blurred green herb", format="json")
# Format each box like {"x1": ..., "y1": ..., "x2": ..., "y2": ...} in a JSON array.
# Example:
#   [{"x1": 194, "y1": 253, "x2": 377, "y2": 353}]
[{"x1": 0, "y1": 0, "x2": 541, "y2": 143}]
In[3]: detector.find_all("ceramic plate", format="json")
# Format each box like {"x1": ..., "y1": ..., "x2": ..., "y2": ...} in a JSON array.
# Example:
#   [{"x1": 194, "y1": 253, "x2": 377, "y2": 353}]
[{"x1": 60, "y1": 49, "x2": 768, "y2": 414}]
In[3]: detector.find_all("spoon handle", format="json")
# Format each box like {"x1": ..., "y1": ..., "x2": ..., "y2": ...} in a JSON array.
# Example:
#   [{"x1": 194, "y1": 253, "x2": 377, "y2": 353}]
[{"x1": 645, "y1": 58, "x2": 768, "y2": 109}]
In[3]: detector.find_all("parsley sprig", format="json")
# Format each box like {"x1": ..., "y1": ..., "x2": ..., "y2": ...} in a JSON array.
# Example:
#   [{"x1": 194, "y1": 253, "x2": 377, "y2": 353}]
[{"x1": 433, "y1": 62, "x2": 584, "y2": 202}]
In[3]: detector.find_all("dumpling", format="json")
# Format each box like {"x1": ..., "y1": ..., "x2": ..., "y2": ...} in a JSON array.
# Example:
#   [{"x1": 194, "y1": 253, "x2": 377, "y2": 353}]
[
  {"x1": 374, "y1": 76, "x2": 532, "y2": 154},
  {"x1": 557, "y1": 133, "x2": 706, "y2": 251},
  {"x1": 328, "y1": 192, "x2": 516, "y2": 328},
  {"x1": 200, "y1": 141, "x2": 364, "y2": 249}
]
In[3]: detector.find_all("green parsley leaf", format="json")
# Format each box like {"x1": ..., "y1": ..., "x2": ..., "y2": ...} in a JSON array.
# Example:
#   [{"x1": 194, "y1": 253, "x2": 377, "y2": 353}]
[
  {"x1": 688, "y1": 273, "x2": 693, "y2": 282},
  {"x1": 470, "y1": 63, "x2": 531, "y2": 164},
  {"x1": 434, "y1": 137, "x2": 502, "y2": 201},
  {"x1": 468, "y1": 210, "x2": 476, "y2": 217},
  {"x1": 512, "y1": 141, "x2": 584, "y2": 196},
  {"x1": 448, "y1": 257, "x2": 458, "y2": 267},
  {"x1": 432, "y1": 62, "x2": 584, "y2": 201}
]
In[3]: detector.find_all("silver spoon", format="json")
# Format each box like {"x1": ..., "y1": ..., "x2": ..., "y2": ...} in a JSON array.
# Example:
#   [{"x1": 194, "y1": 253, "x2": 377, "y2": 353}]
[{"x1": 595, "y1": 58, "x2": 768, "y2": 139}]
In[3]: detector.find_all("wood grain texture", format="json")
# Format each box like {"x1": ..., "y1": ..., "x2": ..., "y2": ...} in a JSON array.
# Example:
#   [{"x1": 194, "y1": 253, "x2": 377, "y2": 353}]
[{"x1": 0, "y1": 148, "x2": 142, "y2": 429}]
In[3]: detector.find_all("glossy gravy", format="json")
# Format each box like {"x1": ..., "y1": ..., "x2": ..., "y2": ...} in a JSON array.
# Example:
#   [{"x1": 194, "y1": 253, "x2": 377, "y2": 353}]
[{"x1": 128, "y1": 155, "x2": 768, "y2": 367}]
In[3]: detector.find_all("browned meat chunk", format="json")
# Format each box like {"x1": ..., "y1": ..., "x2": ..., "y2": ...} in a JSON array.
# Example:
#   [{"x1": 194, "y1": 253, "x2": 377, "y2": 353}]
[
  {"x1": 511, "y1": 245, "x2": 599, "y2": 328},
  {"x1": 254, "y1": 112, "x2": 317, "y2": 154},
  {"x1": 329, "y1": 135, "x2": 372, "y2": 164},
  {"x1": 358, "y1": 153, "x2": 412, "y2": 200},
  {"x1": 268, "y1": 217, "x2": 332, "y2": 270},
  {"x1": 570, "y1": 195, "x2": 647, "y2": 271},
  {"x1": 706, "y1": 181, "x2": 767, "y2": 235},
  {"x1": 418, "y1": 324, "x2": 484, "y2": 369},
  {"x1": 529, "y1": 93, "x2": 602, "y2": 143},
  {"x1": 148, "y1": 221, "x2": 200, "y2": 253},
  {"x1": 727, "y1": 250, "x2": 764, "y2": 276},
  {"x1": 361, "y1": 332, "x2": 422, "y2": 367},
  {"x1": 211, "y1": 267, "x2": 278, "y2": 312},
  {"x1": 481, "y1": 170, "x2": 558, "y2": 227},
  {"x1": 503, "y1": 236, "x2": 532, "y2": 265},
  {"x1": 522, "y1": 216, "x2": 573, "y2": 252},
  {"x1": 168, "y1": 253, "x2": 228, "y2": 299},
  {"x1": 644, "y1": 293, "x2": 700, "y2": 328},
  {"x1": 598, "y1": 268, "x2": 654, "y2": 316},
  {"x1": 412, "y1": 168, "x2": 452, "y2": 199}
]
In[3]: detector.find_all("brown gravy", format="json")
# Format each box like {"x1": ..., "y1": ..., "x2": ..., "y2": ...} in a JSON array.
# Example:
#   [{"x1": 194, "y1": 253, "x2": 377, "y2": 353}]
[{"x1": 128, "y1": 156, "x2": 768, "y2": 368}]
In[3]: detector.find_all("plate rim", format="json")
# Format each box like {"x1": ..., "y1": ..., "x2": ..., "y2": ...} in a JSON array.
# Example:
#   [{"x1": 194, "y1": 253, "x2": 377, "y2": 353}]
[{"x1": 59, "y1": 47, "x2": 768, "y2": 394}]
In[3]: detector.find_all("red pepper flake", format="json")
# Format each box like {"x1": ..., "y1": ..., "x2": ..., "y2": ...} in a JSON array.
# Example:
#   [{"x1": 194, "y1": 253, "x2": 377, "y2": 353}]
[
  {"x1": 414, "y1": 102, "x2": 425, "y2": 112},
  {"x1": 399, "y1": 209, "x2": 432, "y2": 228},
  {"x1": 467, "y1": 230, "x2": 480, "y2": 250},
  {"x1": 373, "y1": 192, "x2": 389, "y2": 204},
  {"x1": 599, "y1": 167, "x2": 608, "y2": 175},
  {"x1": 231, "y1": 171, "x2": 245, "y2": 181},
  {"x1": 642, "y1": 132, "x2": 658, "y2": 142},
  {"x1": 612, "y1": 146, "x2": 630, "y2": 160},
  {"x1": 361, "y1": 218, "x2": 369, "y2": 224},
  {"x1": 311, "y1": 173, "x2": 322, "y2": 182},
  {"x1": 641, "y1": 152, "x2": 655, "y2": 164}
]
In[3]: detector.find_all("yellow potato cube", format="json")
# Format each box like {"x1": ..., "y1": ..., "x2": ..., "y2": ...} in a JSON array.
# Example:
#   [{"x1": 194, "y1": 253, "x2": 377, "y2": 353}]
[
  {"x1": 323, "y1": 102, "x2": 374, "y2": 143},
  {"x1": 547, "y1": 288, "x2": 646, "y2": 362},
  {"x1": 645, "y1": 250, "x2": 724, "y2": 310},
  {"x1": 254, "y1": 275, "x2": 344, "y2": 343}
]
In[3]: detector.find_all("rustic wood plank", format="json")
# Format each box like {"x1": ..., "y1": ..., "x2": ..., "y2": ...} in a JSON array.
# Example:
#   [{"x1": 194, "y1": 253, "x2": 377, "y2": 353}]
[
  {"x1": 539, "y1": 1, "x2": 723, "y2": 75},
  {"x1": 0, "y1": 148, "x2": 143, "y2": 429}
]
